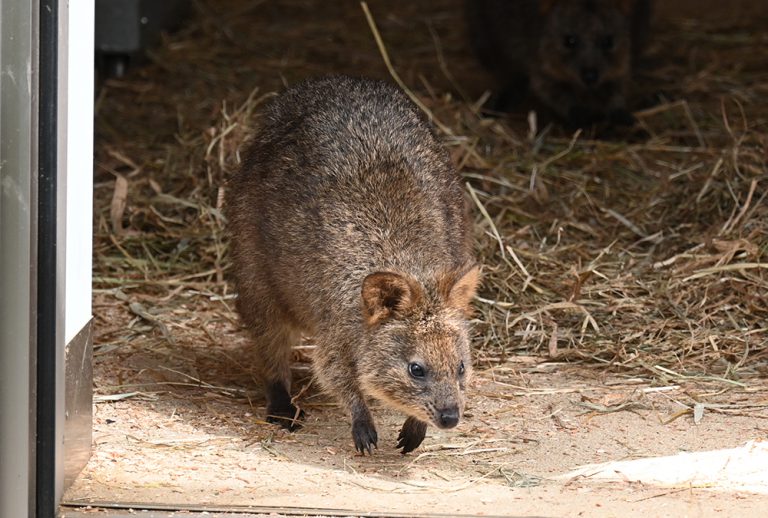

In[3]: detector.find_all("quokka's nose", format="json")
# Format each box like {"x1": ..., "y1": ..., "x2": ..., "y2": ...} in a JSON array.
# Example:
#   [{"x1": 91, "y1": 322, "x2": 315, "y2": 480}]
[
  {"x1": 438, "y1": 408, "x2": 460, "y2": 429},
  {"x1": 581, "y1": 68, "x2": 599, "y2": 86}
]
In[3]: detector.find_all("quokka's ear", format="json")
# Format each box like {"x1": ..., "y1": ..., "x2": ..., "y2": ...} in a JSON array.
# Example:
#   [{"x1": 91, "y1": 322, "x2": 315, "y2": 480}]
[
  {"x1": 438, "y1": 264, "x2": 481, "y2": 315},
  {"x1": 361, "y1": 272, "x2": 424, "y2": 326}
]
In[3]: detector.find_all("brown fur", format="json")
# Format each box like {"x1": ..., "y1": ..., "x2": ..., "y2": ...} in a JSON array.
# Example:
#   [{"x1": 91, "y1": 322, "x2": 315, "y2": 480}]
[
  {"x1": 467, "y1": 0, "x2": 652, "y2": 127},
  {"x1": 225, "y1": 76, "x2": 479, "y2": 454}
]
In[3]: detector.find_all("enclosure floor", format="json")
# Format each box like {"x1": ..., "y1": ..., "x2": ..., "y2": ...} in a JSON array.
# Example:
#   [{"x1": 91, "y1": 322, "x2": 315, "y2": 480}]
[
  {"x1": 65, "y1": 363, "x2": 768, "y2": 517},
  {"x1": 80, "y1": 0, "x2": 768, "y2": 515}
]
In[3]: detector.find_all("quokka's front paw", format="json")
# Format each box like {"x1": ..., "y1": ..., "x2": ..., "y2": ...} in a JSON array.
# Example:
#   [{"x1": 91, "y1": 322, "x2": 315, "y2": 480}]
[
  {"x1": 352, "y1": 417, "x2": 378, "y2": 455},
  {"x1": 397, "y1": 416, "x2": 427, "y2": 454}
]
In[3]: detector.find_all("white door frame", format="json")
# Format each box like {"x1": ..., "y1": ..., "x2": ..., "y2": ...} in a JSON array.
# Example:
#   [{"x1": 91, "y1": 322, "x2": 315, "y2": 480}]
[{"x1": 0, "y1": 1, "x2": 94, "y2": 516}]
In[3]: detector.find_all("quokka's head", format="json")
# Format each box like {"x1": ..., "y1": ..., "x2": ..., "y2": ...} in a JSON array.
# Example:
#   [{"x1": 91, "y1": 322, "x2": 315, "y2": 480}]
[
  {"x1": 358, "y1": 264, "x2": 480, "y2": 430},
  {"x1": 538, "y1": 0, "x2": 633, "y2": 90}
]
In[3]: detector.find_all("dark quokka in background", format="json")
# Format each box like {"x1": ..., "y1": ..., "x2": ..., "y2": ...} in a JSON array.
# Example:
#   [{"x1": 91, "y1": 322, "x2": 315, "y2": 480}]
[
  {"x1": 225, "y1": 76, "x2": 479, "y2": 454},
  {"x1": 467, "y1": 0, "x2": 652, "y2": 128}
]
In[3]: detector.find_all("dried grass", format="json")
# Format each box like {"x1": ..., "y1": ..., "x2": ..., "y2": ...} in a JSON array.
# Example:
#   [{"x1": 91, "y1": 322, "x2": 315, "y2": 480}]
[{"x1": 92, "y1": 0, "x2": 767, "y2": 399}]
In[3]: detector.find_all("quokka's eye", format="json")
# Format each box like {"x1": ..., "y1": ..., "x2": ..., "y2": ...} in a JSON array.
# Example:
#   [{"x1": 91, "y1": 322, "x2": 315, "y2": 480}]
[
  {"x1": 563, "y1": 35, "x2": 579, "y2": 49},
  {"x1": 408, "y1": 362, "x2": 426, "y2": 378},
  {"x1": 458, "y1": 361, "x2": 466, "y2": 376}
]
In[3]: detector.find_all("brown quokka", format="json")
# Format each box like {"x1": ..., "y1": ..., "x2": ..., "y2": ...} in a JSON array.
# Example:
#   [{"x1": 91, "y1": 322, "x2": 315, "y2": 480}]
[
  {"x1": 467, "y1": 0, "x2": 652, "y2": 127},
  {"x1": 225, "y1": 75, "x2": 479, "y2": 455}
]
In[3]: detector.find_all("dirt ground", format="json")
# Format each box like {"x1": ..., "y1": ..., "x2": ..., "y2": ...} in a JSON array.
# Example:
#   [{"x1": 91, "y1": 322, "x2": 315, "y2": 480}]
[
  {"x1": 65, "y1": 350, "x2": 768, "y2": 516},
  {"x1": 68, "y1": 0, "x2": 768, "y2": 516},
  {"x1": 67, "y1": 304, "x2": 768, "y2": 515}
]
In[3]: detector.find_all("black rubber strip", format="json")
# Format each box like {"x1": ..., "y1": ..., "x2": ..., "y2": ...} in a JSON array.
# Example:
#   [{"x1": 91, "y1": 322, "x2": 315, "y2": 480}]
[{"x1": 36, "y1": 0, "x2": 59, "y2": 516}]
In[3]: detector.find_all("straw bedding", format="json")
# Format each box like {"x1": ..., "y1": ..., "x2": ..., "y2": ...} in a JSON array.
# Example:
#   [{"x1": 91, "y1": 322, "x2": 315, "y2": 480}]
[{"x1": 92, "y1": 0, "x2": 767, "y2": 396}]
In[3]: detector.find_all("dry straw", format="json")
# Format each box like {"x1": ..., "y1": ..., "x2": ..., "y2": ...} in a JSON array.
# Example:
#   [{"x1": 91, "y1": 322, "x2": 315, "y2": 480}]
[{"x1": 92, "y1": 0, "x2": 766, "y2": 398}]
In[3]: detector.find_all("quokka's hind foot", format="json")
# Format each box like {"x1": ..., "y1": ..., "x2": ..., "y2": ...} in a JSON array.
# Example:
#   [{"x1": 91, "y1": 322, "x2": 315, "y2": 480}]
[
  {"x1": 265, "y1": 381, "x2": 304, "y2": 431},
  {"x1": 266, "y1": 403, "x2": 305, "y2": 431},
  {"x1": 397, "y1": 416, "x2": 427, "y2": 454}
]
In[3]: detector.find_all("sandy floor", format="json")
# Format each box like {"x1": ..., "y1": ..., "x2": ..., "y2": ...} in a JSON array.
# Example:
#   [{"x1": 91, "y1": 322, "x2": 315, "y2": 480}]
[{"x1": 65, "y1": 348, "x2": 768, "y2": 516}]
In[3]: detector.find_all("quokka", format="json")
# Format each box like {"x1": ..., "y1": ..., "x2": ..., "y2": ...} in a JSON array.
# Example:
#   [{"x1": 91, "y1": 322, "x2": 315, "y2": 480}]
[
  {"x1": 467, "y1": 0, "x2": 652, "y2": 127},
  {"x1": 225, "y1": 75, "x2": 479, "y2": 454}
]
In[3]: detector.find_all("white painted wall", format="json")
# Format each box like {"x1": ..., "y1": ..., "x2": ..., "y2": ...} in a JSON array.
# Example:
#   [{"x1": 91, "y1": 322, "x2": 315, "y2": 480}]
[
  {"x1": 62, "y1": 0, "x2": 94, "y2": 344},
  {"x1": 55, "y1": 0, "x2": 94, "y2": 504}
]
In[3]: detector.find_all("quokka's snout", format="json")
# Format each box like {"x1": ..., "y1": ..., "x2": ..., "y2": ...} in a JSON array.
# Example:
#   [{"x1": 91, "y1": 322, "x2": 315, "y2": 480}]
[{"x1": 225, "y1": 75, "x2": 479, "y2": 455}]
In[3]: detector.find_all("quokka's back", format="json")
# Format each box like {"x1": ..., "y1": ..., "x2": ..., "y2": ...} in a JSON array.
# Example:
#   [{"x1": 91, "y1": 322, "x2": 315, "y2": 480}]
[{"x1": 225, "y1": 76, "x2": 479, "y2": 455}]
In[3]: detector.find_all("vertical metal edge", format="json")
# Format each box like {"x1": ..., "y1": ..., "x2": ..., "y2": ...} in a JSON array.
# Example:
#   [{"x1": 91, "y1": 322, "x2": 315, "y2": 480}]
[
  {"x1": 0, "y1": 0, "x2": 39, "y2": 516},
  {"x1": 63, "y1": 320, "x2": 93, "y2": 491},
  {"x1": 37, "y1": 0, "x2": 59, "y2": 515},
  {"x1": 30, "y1": 0, "x2": 41, "y2": 514}
]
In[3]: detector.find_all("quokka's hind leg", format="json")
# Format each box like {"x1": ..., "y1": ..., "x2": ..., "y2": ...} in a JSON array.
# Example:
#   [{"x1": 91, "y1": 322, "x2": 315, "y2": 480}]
[{"x1": 250, "y1": 322, "x2": 304, "y2": 431}]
